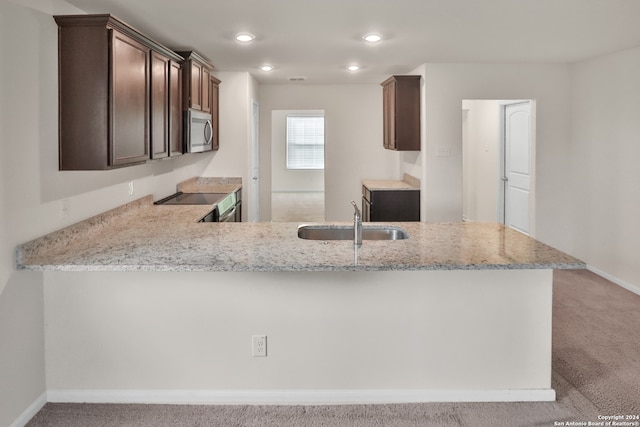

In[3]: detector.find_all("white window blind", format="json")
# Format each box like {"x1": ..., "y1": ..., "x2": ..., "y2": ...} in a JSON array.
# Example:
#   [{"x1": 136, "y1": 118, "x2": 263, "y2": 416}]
[{"x1": 286, "y1": 115, "x2": 325, "y2": 169}]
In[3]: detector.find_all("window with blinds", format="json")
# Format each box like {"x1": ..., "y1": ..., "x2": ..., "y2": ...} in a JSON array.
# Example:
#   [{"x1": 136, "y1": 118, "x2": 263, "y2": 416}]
[{"x1": 286, "y1": 115, "x2": 325, "y2": 169}]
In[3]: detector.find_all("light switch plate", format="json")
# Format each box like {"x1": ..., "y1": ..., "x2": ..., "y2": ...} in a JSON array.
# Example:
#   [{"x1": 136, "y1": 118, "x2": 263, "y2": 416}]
[{"x1": 436, "y1": 146, "x2": 451, "y2": 157}]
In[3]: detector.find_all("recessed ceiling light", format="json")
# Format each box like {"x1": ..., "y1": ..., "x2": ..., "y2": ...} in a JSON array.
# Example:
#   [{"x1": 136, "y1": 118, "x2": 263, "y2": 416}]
[
  {"x1": 260, "y1": 64, "x2": 273, "y2": 72},
  {"x1": 347, "y1": 65, "x2": 360, "y2": 72},
  {"x1": 363, "y1": 33, "x2": 382, "y2": 43},
  {"x1": 235, "y1": 33, "x2": 255, "y2": 43}
]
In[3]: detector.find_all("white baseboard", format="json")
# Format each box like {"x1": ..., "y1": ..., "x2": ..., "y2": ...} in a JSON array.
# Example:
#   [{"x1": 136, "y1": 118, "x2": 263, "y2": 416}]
[
  {"x1": 46, "y1": 388, "x2": 556, "y2": 405},
  {"x1": 10, "y1": 392, "x2": 47, "y2": 427},
  {"x1": 587, "y1": 265, "x2": 640, "y2": 297}
]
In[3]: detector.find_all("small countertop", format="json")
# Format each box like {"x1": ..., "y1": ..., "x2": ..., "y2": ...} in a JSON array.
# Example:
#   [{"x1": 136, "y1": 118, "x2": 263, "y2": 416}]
[
  {"x1": 362, "y1": 173, "x2": 420, "y2": 191},
  {"x1": 176, "y1": 177, "x2": 242, "y2": 194},
  {"x1": 16, "y1": 196, "x2": 584, "y2": 272}
]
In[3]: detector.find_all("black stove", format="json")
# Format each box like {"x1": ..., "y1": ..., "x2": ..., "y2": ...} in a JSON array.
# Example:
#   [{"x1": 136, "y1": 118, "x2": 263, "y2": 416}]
[
  {"x1": 154, "y1": 192, "x2": 228, "y2": 206},
  {"x1": 154, "y1": 191, "x2": 241, "y2": 222}
]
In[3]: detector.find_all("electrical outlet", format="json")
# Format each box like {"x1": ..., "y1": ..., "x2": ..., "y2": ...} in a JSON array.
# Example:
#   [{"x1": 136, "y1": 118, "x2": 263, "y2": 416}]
[
  {"x1": 252, "y1": 335, "x2": 267, "y2": 357},
  {"x1": 128, "y1": 181, "x2": 134, "y2": 196},
  {"x1": 60, "y1": 199, "x2": 70, "y2": 219}
]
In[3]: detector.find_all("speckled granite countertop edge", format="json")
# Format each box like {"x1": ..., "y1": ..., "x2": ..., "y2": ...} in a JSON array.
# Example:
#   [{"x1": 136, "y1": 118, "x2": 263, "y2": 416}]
[
  {"x1": 15, "y1": 177, "x2": 586, "y2": 273},
  {"x1": 16, "y1": 195, "x2": 155, "y2": 264},
  {"x1": 18, "y1": 261, "x2": 586, "y2": 273}
]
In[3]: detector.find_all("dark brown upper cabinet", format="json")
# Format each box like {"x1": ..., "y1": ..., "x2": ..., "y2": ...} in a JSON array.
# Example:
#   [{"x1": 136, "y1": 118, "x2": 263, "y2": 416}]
[
  {"x1": 381, "y1": 75, "x2": 421, "y2": 151},
  {"x1": 176, "y1": 51, "x2": 215, "y2": 114},
  {"x1": 169, "y1": 61, "x2": 184, "y2": 157},
  {"x1": 55, "y1": 14, "x2": 183, "y2": 170},
  {"x1": 150, "y1": 51, "x2": 183, "y2": 159},
  {"x1": 210, "y1": 74, "x2": 221, "y2": 150}
]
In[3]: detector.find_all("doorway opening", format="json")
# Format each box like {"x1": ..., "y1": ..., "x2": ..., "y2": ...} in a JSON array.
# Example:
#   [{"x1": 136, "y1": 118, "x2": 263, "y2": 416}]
[
  {"x1": 249, "y1": 99, "x2": 260, "y2": 222},
  {"x1": 462, "y1": 100, "x2": 536, "y2": 236},
  {"x1": 271, "y1": 110, "x2": 325, "y2": 222}
]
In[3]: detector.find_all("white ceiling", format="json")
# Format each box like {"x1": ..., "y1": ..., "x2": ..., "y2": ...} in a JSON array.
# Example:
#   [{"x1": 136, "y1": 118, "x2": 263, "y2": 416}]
[{"x1": 63, "y1": 0, "x2": 640, "y2": 84}]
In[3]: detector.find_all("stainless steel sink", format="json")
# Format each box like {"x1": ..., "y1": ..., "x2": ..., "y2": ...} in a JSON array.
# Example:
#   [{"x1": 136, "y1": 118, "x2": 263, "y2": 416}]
[{"x1": 297, "y1": 225, "x2": 408, "y2": 241}]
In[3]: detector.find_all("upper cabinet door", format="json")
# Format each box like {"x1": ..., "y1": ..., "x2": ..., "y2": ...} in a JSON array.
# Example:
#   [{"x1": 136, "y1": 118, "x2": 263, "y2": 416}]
[
  {"x1": 201, "y1": 67, "x2": 211, "y2": 113},
  {"x1": 110, "y1": 30, "x2": 150, "y2": 166},
  {"x1": 150, "y1": 54, "x2": 183, "y2": 159},
  {"x1": 210, "y1": 75, "x2": 221, "y2": 150},
  {"x1": 169, "y1": 60, "x2": 183, "y2": 157},
  {"x1": 382, "y1": 80, "x2": 395, "y2": 150},
  {"x1": 150, "y1": 50, "x2": 170, "y2": 159},
  {"x1": 189, "y1": 61, "x2": 202, "y2": 111},
  {"x1": 176, "y1": 51, "x2": 215, "y2": 114},
  {"x1": 381, "y1": 75, "x2": 421, "y2": 151}
]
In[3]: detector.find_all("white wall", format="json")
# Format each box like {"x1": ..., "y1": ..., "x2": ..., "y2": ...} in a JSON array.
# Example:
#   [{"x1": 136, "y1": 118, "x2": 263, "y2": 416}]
[
  {"x1": 399, "y1": 64, "x2": 427, "y2": 221},
  {"x1": 271, "y1": 110, "x2": 325, "y2": 192},
  {"x1": 570, "y1": 46, "x2": 640, "y2": 288},
  {"x1": 0, "y1": 2, "x2": 217, "y2": 424},
  {"x1": 44, "y1": 270, "x2": 553, "y2": 397},
  {"x1": 1, "y1": 3, "x2": 67, "y2": 424},
  {"x1": 415, "y1": 60, "x2": 640, "y2": 288},
  {"x1": 258, "y1": 84, "x2": 398, "y2": 222},
  {"x1": 416, "y1": 64, "x2": 572, "y2": 249},
  {"x1": 203, "y1": 71, "x2": 258, "y2": 221}
]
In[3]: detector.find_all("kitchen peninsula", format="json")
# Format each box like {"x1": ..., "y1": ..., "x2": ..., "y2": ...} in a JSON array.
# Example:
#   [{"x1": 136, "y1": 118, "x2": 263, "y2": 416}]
[
  {"x1": 16, "y1": 182, "x2": 584, "y2": 405},
  {"x1": 17, "y1": 197, "x2": 581, "y2": 272}
]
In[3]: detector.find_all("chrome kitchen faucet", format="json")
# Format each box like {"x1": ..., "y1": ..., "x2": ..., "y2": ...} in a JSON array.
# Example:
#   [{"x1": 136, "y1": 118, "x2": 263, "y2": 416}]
[{"x1": 350, "y1": 200, "x2": 362, "y2": 247}]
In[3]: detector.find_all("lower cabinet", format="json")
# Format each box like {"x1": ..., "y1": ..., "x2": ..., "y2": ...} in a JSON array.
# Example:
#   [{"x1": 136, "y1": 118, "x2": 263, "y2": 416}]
[{"x1": 362, "y1": 186, "x2": 420, "y2": 222}]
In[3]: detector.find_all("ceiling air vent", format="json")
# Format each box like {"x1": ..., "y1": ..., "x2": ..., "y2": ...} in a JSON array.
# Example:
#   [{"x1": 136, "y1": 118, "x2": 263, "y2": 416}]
[{"x1": 289, "y1": 76, "x2": 307, "y2": 82}]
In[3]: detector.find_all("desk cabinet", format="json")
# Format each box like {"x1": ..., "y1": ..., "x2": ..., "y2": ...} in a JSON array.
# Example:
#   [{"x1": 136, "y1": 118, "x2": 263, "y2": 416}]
[{"x1": 362, "y1": 185, "x2": 420, "y2": 222}]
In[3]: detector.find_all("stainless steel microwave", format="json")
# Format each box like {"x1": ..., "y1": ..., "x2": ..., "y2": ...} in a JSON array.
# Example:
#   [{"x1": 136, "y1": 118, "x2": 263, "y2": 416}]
[{"x1": 184, "y1": 109, "x2": 213, "y2": 153}]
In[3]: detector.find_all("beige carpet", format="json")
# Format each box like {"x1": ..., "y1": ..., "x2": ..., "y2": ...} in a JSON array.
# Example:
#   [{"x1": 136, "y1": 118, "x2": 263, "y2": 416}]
[
  {"x1": 271, "y1": 192, "x2": 324, "y2": 222},
  {"x1": 26, "y1": 269, "x2": 640, "y2": 426}
]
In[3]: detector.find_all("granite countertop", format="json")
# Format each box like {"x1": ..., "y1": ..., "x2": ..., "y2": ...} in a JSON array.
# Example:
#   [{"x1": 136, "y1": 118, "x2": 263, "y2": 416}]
[
  {"x1": 362, "y1": 173, "x2": 420, "y2": 191},
  {"x1": 16, "y1": 195, "x2": 584, "y2": 272},
  {"x1": 176, "y1": 177, "x2": 242, "y2": 194}
]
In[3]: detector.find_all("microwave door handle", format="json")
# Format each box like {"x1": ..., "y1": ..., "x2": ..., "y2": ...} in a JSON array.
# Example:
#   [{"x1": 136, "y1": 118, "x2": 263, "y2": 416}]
[{"x1": 204, "y1": 120, "x2": 213, "y2": 145}]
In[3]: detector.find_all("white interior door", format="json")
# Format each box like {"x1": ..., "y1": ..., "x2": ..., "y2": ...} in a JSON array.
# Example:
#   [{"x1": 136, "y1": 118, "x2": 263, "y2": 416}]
[{"x1": 503, "y1": 101, "x2": 532, "y2": 235}]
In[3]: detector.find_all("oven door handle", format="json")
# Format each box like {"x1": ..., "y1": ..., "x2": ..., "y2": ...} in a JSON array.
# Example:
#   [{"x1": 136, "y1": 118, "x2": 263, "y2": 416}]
[{"x1": 218, "y1": 205, "x2": 237, "y2": 222}]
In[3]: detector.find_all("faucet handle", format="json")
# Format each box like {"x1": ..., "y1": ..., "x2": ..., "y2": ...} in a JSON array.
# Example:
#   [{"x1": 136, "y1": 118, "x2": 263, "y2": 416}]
[{"x1": 350, "y1": 200, "x2": 361, "y2": 217}]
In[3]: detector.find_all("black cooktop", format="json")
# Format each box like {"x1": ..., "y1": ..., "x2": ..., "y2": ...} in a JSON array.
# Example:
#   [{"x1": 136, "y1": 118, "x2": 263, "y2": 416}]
[{"x1": 154, "y1": 192, "x2": 228, "y2": 206}]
